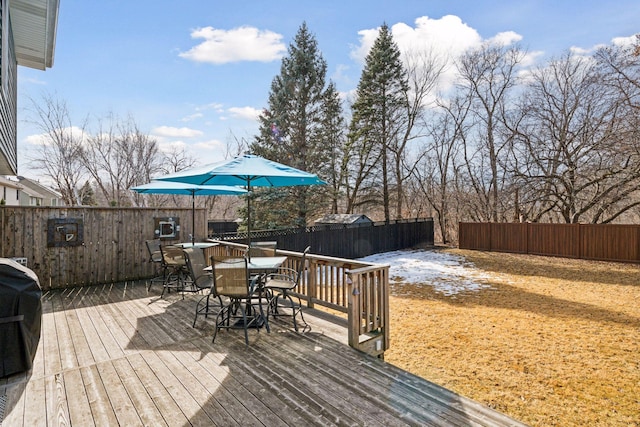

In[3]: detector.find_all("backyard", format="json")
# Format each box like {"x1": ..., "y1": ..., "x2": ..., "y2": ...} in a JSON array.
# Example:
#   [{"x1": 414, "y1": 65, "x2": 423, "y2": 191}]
[{"x1": 362, "y1": 249, "x2": 639, "y2": 427}]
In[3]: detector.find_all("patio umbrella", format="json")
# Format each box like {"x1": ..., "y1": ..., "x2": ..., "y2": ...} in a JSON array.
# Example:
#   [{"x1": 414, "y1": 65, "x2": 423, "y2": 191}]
[
  {"x1": 153, "y1": 154, "x2": 326, "y2": 254},
  {"x1": 130, "y1": 181, "x2": 247, "y2": 245}
]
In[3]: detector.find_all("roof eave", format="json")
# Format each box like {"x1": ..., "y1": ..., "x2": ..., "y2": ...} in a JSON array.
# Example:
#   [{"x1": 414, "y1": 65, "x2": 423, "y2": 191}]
[{"x1": 12, "y1": 0, "x2": 60, "y2": 70}]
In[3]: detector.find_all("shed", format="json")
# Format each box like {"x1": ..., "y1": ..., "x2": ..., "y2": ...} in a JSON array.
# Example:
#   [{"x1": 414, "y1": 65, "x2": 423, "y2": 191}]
[{"x1": 314, "y1": 214, "x2": 373, "y2": 226}]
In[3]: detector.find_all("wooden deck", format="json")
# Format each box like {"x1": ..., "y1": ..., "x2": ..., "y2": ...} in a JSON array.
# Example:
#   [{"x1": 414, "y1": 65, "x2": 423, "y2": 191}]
[{"x1": 1, "y1": 281, "x2": 527, "y2": 427}]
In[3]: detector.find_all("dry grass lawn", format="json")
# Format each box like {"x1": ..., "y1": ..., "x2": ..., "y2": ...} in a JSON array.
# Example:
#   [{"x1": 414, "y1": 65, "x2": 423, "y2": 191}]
[{"x1": 384, "y1": 249, "x2": 639, "y2": 427}]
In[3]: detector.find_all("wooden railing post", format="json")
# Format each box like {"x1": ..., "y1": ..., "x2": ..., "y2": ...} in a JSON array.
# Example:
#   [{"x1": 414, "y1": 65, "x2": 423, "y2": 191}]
[
  {"x1": 307, "y1": 258, "x2": 316, "y2": 309},
  {"x1": 346, "y1": 271, "x2": 359, "y2": 348}
]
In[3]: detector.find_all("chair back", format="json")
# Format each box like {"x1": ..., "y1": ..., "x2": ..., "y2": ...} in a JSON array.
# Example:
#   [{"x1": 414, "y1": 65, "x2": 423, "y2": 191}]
[
  {"x1": 183, "y1": 247, "x2": 211, "y2": 290},
  {"x1": 146, "y1": 239, "x2": 163, "y2": 263},
  {"x1": 295, "y1": 246, "x2": 311, "y2": 285},
  {"x1": 211, "y1": 257, "x2": 250, "y2": 298},
  {"x1": 248, "y1": 241, "x2": 277, "y2": 257},
  {"x1": 160, "y1": 245, "x2": 186, "y2": 267}
]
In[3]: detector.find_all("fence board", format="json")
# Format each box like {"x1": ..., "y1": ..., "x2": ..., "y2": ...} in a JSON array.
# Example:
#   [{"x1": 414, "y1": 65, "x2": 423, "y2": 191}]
[
  {"x1": 0, "y1": 207, "x2": 205, "y2": 290},
  {"x1": 459, "y1": 222, "x2": 640, "y2": 263},
  {"x1": 214, "y1": 218, "x2": 434, "y2": 259}
]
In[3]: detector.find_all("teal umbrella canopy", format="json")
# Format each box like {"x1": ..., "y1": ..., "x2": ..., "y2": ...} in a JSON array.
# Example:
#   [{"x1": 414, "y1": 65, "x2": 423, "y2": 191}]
[
  {"x1": 130, "y1": 181, "x2": 247, "y2": 196},
  {"x1": 130, "y1": 181, "x2": 247, "y2": 245},
  {"x1": 153, "y1": 154, "x2": 326, "y2": 188},
  {"x1": 153, "y1": 154, "x2": 326, "y2": 254}
]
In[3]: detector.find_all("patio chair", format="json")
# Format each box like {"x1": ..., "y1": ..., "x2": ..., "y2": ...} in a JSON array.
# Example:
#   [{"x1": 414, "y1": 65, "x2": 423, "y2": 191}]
[
  {"x1": 145, "y1": 239, "x2": 165, "y2": 291},
  {"x1": 248, "y1": 241, "x2": 277, "y2": 257},
  {"x1": 159, "y1": 244, "x2": 192, "y2": 297},
  {"x1": 264, "y1": 246, "x2": 310, "y2": 332},
  {"x1": 183, "y1": 247, "x2": 223, "y2": 327},
  {"x1": 211, "y1": 256, "x2": 270, "y2": 346}
]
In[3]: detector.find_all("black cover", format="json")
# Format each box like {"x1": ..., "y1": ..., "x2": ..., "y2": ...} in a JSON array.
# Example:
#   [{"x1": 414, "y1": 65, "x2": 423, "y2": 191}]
[{"x1": 0, "y1": 259, "x2": 42, "y2": 378}]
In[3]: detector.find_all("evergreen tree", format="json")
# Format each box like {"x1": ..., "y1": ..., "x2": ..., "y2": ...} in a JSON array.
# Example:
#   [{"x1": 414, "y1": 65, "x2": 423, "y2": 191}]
[
  {"x1": 346, "y1": 23, "x2": 408, "y2": 221},
  {"x1": 320, "y1": 81, "x2": 346, "y2": 213},
  {"x1": 251, "y1": 22, "x2": 336, "y2": 229},
  {"x1": 79, "y1": 180, "x2": 97, "y2": 206}
]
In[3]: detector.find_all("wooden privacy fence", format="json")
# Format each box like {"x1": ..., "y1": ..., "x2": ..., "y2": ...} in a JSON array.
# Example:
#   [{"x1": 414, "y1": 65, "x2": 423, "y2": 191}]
[
  {"x1": 205, "y1": 241, "x2": 390, "y2": 358},
  {"x1": 0, "y1": 206, "x2": 206, "y2": 289},
  {"x1": 459, "y1": 222, "x2": 640, "y2": 263}
]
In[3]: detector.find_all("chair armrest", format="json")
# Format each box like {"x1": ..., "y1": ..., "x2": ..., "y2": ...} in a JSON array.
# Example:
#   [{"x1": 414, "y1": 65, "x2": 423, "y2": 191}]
[
  {"x1": 248, "y1": 274, "x2": 263, "y2": 295},
  {"x1": 266, "y1": 267, "x2": 297, "y2": 282}
]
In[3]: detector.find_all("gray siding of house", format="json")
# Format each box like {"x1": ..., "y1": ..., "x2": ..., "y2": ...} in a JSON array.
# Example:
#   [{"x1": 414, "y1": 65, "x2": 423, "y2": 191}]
[{"x1": 0, "y1": 0, "x2": 17, "y2": 175}]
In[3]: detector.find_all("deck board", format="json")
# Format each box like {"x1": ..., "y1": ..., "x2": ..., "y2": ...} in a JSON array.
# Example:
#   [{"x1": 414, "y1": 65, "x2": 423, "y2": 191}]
[{"x1": 2, "y1": 281, "x2": 528, "y2": 427}]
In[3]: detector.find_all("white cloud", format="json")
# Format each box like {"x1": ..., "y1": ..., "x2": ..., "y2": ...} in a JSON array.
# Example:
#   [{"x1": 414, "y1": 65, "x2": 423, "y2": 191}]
[
  {"x1": 158, "y1": 140, "x2": 187, "y2": 153},
  {"x1": 567, "y1": 33, "x2": 638, "y2": 60},
  {"x1": 22, "y1": 76, "x2": 47, "y2": 85},
  {"x1": 350, "y1": 15, "x2": 486, "y2": 95},
  {"x1": 24, "y1": 126, "x2": 88, "y2": 146},
  {"x1": 193, "y1": 139, "x2": 225, "y2": 151},
  {"x1": 180, "y1": 113, "x2": 204, "y2": 122},
  {"x1": 179, "y1": 26, "x2": 286, "y2": 64},
  {"x1": 332, "y1": 63, "x2": 352, "y2": 86},
  {"x1": 151, "y1": 126, "x2": 203, "y2": 138},
  {"x1": 227, "y1": 106, "x2": 261, "y2": 121},
  {"x1": 351, "y1": 15, "x2": 482, "y2": 65},
  {"x1": 487, "y1": 31, "x2": 522, "y2": 46},
  {"x1": 520, "y1": 50, "x2": 545, "y2": 68},
  {"x1": 612, "y1": 33, "x2": 639, "y2": 47}
]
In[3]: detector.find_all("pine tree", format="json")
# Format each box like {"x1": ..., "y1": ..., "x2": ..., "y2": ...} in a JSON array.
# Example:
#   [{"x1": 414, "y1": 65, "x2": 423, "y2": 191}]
[
  {"x1": 251, "y1": 22, "x2": 337, "y2": 229},
  {"x1": 346, "y1": 23, "x2": 408, "y2": 221},
  {"x1": 79, "y1": 180, "x2": 97, "y2": 206},
  {"x1": 319, "y1": 82, "x2": 346, "y2": 213}
]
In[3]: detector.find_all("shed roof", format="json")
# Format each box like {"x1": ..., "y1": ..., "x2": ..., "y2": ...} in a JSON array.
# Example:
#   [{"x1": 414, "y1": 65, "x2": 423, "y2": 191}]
[{"x1": 314, "y1": 213, "x2": 372, "y2": 224}]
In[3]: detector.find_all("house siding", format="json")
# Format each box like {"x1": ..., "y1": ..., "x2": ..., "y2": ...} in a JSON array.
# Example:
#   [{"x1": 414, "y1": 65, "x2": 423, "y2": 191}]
[{"x1": 0, "y1": 0, "x2": 17, "y2": 175}]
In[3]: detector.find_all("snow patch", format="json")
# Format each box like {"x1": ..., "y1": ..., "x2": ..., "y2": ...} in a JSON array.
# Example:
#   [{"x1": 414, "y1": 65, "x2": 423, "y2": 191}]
[{"x1": 358, "y1": 249, "x2": 492, "y2": 296}]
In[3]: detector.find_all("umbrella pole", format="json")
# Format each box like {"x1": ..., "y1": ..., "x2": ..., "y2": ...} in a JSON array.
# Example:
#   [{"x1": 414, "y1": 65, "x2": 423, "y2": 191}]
[
  {"x1": 192, "y1": 193, "x2": 195, "y2": 246},
  {"x1": 246, "y1": 179, "x2": 251, "y2": 260}
]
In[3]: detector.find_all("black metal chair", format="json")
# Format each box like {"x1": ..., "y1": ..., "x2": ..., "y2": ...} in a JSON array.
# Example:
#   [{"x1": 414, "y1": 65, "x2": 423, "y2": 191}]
[
  {"x1": 159, "y1": 245, "x2": 192, "y2": 297},
  {"x1": 211, "y1": 256, "x2": 270, "y2": 346},
  {"x1": 145, "y1": 239, "x2": 165, "y2": 291},
  {"x1": 248, "y1": 241, "x2": 277, "y2": 258},
  {"x1": 264, "y1": 246, "x2": 310, "y2": 332},
  {"x1": 183, "y1": 247, "x2": 222, "y2": 327}
]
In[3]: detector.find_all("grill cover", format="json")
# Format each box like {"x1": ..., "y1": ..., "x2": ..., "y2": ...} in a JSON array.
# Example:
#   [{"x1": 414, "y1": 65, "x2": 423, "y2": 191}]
[{"x1": 0, "y1": 259, "x2": 42, "y2": 378}]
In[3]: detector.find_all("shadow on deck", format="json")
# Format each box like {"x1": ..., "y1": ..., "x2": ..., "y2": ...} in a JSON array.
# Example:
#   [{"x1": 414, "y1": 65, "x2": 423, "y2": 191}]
[{"x1": 1, "y1": 280, "x2": 527, "y2": 426}]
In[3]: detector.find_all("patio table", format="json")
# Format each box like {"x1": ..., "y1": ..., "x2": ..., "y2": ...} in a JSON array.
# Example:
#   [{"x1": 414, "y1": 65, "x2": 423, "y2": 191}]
[
  {"x1": 205, "y1": 256, "x2": 287, "y2": 330},
  {"x1": 173, "y1": 241, "x2": 219, "y2": 249},
  {"x1": 204, "y1": 256, "x2": 287, "y2": 275}
]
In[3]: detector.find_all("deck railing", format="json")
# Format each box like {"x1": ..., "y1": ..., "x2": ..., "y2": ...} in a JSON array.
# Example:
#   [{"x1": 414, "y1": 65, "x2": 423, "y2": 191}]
[{"x1": 205, "y1": 241, "x2": 390, "y2": 358}]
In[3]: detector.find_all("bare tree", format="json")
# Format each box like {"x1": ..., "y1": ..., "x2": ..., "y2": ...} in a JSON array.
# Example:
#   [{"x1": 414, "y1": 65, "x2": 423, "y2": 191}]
[
  {"x1": 414, "y1": 96, "x2": 470, "y2": 243},
  {"x1": 456, "y1": 42, "x2": 524, "y2": 222},
  {"x1": 392, "y1": 48, "x2": 447, "y2": 219},
  {"x1": 510, "y1": 52, "x2": 640, "y2": 223},
  {"x1": 81, "y1": 114, "x2": 163, "y2": 206},
  {"x1": 26, "y1": 94, "x2": 87, "y2": 205}
]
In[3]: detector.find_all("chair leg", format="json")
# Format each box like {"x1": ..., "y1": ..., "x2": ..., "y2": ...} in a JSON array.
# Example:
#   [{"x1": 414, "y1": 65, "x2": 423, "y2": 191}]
[
  {"x1": 271, "y1": 290, "x2": 307, "y2": 332},
  {"x1": 212, "y1": 304, "x2": 229, "y2": 343},
  {"x1": 147, "y1": 263, "x2": 166, "y2": 291},
  {"x1": 193, "y1": 293, "x2": 210, "y2": 327},
  {"x1": 257, "y1": 297, "x2": 270, "y2": 334},
  {"x1": 239, "y1": 304, "x2": 249, "y2": 346}
]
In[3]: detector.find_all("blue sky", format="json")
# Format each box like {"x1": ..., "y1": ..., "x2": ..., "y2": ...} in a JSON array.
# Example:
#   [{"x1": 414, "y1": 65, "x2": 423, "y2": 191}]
[{"x1": 16, "y1": 0, "x2": 640, "y2": 179}]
